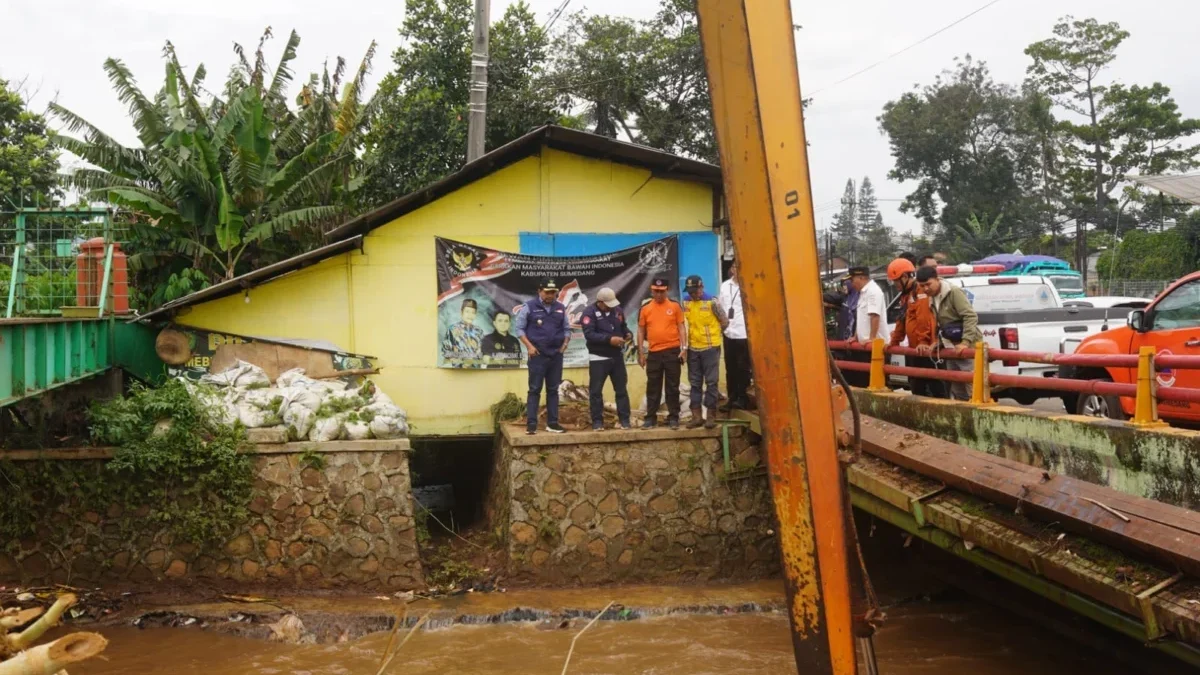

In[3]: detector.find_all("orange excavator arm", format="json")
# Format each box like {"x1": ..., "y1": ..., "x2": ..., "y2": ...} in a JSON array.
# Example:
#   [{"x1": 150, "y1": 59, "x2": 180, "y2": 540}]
[{"x1": 696, "y1": 1, "x2": 859, "y2": 672}]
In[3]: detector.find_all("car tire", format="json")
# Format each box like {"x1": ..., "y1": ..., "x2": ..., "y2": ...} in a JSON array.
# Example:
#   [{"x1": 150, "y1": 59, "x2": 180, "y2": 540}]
[{"x1": 1075, "y1": 378, "x2": 1127, "y2": 421}]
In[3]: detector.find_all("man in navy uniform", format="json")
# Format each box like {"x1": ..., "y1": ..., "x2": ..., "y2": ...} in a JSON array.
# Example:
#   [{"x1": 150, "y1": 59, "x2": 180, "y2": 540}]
[
  {"x1": 581, "y1": 287, "x2": 633, "y2": 431},
  {"x1": 515, "y1": 278, "x2": 571, "y2": 434}
]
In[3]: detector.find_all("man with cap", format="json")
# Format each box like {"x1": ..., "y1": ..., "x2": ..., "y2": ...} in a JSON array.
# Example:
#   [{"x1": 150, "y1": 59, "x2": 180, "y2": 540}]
[
  {"x1": 845, "y1": 266, "x2": 884, "y2": 387},
  {"x1": 515, "y1": 279, "x2": 572, "y2": 434},
  {"x1": 581, "y1": 287, "x2": 634, "y2": 430},
  {"x1": 442, "y1": 298, "x2": 484, "y2": 366},
  {"x1": 637, "y1": 277, "x2": 688, "y2": 429},
  {"x1": 683, "y1": 274, "x2": 729, "y2": 428}
]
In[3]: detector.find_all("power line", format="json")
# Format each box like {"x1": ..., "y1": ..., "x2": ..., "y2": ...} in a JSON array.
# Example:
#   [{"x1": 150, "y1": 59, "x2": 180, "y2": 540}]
[
  {"x1": 808, "y1": 0, "x2": 1003, "y2": 96},
  {"x1": 542, "y1": 0, "x2": 572, "y2": 33}
]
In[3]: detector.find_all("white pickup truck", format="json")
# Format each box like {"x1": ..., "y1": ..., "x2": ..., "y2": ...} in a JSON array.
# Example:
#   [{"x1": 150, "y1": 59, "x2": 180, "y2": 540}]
[{"x1": 881, "y1": 275, "x2": 1142, "y2": 403}]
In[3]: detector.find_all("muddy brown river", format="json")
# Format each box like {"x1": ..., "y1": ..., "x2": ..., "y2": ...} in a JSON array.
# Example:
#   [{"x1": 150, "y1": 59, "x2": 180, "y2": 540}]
[{"x1": 67, "y1": 597, "x2": 1135, "y2": 675}]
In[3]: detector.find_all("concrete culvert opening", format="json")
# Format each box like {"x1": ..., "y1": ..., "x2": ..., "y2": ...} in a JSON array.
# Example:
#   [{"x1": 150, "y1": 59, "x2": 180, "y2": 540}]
[{"x1": 408, "y1": 436, "x2": 495, "y2": 538}]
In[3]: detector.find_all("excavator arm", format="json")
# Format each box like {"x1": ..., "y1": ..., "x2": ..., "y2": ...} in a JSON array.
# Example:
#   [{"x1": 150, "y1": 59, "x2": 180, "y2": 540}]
[{"x1": 696, "y1": 1, "x2": 859, "y2": 672}]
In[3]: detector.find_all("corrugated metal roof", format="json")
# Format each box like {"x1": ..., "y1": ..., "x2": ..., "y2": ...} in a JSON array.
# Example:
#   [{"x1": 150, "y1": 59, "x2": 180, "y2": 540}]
[
  {"x1": 324, "y1": 125, "x2": 721, "y2": 241},
  {"x1": 134, "y1": 235, "x2": 363, "y2": 322},
  {"x1": 1134, "y1": 173, "x2": 1200, "y2": 205}
]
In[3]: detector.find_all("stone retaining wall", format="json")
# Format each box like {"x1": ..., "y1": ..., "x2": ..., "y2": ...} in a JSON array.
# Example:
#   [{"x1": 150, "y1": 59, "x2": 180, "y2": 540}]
[
  {"x1": 489, "y1": 425, "x2": 779, "y2": 584},
  {"x1": 0, "y1": 440, "x2": 423, "y2": 590},
  {"x1": 855, "y1": 390, "x2": 1200, "y2": 509}
]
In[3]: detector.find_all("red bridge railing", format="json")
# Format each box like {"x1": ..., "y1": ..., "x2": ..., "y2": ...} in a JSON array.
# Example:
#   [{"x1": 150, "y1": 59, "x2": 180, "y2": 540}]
[{"x1": 827, "y1": 339, "x2": 1200, "y2": 425}]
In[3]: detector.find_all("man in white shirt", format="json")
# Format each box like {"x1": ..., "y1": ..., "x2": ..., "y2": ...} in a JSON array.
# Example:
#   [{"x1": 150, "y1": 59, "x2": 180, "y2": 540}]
[
  {"x1": 847, "y1": 266, "x2": 885, "y2": 386},
  {"x1": 718, "y1": 261, "x2": 751, "y2": 410}
]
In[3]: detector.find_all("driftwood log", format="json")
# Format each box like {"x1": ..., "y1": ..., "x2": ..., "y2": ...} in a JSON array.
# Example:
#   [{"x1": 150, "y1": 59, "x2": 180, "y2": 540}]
[{"x1": 0, "y1": 594, "x2": 108, "y2": 675}]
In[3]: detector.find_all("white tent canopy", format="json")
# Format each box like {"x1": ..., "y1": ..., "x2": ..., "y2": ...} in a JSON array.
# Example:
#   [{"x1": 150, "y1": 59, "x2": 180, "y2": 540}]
[{"x1": 1134, "y1": 173, "x2": 1200, "y2": 206}]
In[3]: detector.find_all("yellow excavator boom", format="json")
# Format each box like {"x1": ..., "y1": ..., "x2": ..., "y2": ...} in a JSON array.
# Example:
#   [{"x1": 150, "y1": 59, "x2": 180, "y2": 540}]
[{"x1": 696, "y1": 1, "x2": 858, "y2": 672}]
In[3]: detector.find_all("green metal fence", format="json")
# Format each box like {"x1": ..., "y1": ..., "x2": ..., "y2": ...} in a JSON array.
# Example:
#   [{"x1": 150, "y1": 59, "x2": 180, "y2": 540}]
[{"x1": 1, "y1": 206, "x2": 125, "y2": 318}]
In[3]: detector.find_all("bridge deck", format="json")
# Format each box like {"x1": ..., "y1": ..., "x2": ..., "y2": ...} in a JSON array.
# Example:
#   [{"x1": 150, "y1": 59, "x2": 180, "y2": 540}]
[{"x1": 733, "y1": 408, "x2": 1200, "y2": 665}]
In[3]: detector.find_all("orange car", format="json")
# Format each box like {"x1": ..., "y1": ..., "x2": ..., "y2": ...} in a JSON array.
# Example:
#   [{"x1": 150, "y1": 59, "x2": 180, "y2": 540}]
[{"x1": 1060, "y1": 271, "x2": 1200, "y2": 421}]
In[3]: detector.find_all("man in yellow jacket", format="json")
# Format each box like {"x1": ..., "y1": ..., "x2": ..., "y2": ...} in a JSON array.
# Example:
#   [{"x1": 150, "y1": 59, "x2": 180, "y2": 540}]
[{"x1": 683, "y1": 275, "x2": 729, "y2": 429}]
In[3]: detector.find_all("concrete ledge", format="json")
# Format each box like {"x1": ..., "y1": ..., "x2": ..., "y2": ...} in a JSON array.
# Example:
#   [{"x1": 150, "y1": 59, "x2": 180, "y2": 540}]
[
  {"x1": 0, "y1": 438, "x2": 411, "y2": 461},
  {"x1": 854, "y1": 390, "x2": 1200, "y2": 509},
  {"x1": 499, "y1": 423, "x2": 721, "y2": 447}
]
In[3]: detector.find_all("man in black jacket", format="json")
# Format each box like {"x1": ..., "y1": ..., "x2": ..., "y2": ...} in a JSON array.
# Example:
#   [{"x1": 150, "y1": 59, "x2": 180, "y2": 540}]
[{"x1": 581, "y1": 287, "x2": 634, "y2": 430}]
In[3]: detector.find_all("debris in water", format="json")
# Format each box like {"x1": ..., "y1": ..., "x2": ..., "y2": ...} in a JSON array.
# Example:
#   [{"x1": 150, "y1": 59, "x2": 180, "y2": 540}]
[
  {"x1": 374, "y1": 596, "x2": 392, "y2": 601},
  {"x1": 963, "y1": 541, "x2": 975, "y2": 551},
  {"x1": 267, "y1": 614, "x2": 307, "y2": 644},
  {"x1": 902, "y1": 535, "x2": 913, "y2": 548},
  {"x1": 222, "y1": 594, "x2": 272, "y2": 604},
  {"x1": 15, "y1": 593, "x2": 33, "y2": 602},
  {"x1": 394, "y1": 591, "x2": 415, "y2": 602}
]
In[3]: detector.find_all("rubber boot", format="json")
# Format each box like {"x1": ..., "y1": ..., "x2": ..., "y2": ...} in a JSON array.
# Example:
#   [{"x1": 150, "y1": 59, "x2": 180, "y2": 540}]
[
  {"x1": 687, "y1": 407, "x2": 704, "y2": 429},
  {"x1": 705, "y1": 407, "x2": 718, "y2": 429}
]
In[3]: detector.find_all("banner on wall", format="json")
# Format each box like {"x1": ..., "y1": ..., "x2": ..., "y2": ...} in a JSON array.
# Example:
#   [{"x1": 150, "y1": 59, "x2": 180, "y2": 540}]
[{"x1": 435, "y1": 235, "x2": 679, "y2": 369}]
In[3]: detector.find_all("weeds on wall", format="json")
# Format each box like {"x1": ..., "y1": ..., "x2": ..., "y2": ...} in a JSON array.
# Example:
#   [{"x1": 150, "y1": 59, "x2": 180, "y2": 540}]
[{"x1": 0, "y1": 380, "x2": 254, "y2": 552}]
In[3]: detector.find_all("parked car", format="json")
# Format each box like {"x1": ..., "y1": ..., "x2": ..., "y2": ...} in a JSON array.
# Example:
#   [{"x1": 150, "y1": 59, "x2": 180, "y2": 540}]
[
  {"x1": 882, "y1": 274, "x2": 1136, "y2": 403},
  {"x1": 1059, "y1": 271, "x2": 1200, "y2": 421}
]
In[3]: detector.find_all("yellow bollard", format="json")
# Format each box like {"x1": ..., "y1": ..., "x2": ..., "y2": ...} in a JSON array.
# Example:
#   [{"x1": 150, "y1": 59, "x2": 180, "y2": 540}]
[
  {"x1": 1132, "y1": 346, "x2": 1166, "y2": 427},
  {"x1": 868, "y1": 338, "x2": 887, "y2": 391},
  {"x1": 970, "y1": 341, "x2": 993, "y2": 405}
]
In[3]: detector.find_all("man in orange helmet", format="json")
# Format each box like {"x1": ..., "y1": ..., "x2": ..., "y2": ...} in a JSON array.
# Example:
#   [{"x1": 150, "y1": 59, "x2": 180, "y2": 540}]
[{"x1": 887, "y1": 257, "x2": 945, "y2": 398}]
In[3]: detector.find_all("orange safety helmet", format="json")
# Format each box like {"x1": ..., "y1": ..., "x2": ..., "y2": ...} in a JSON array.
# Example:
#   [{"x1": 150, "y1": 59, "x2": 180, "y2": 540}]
[{"x1": 886, "y1": 258, "x2": 916, "y2": 281}]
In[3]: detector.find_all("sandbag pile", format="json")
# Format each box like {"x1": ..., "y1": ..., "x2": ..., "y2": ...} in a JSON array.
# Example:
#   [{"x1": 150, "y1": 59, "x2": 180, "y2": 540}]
[{"x1": 184, "y1": 360, "x2": 408, "y2": 441}]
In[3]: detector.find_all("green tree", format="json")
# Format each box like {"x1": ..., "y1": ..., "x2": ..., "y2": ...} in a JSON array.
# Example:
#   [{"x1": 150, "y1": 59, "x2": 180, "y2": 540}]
[
  {"x1": 52, "y1": 29, "x2": 377, "y2": 307},
  {"x1": 1026, "y1": 16, "x2": 1200, "y2": 279},
  {"x1": 0, "y1": 79, "x2": 59, "y2": 206},
  {"x1": 860, "y1": 213, "x2": 895, "y2": 267},
  {"x1": 879, "y1": 57, "x2": 1039, "y2": 241},
  {"x1": 830, "y1": 178, "x2": 857, "y2": 263},
  {"x1": 552, "y1": 0, "x2": 717, "y2": 162},
  {"x1": 1096, "y1": 228, "x2": 1191, "y2": 281},
  {"x1": 361, "y1": 0, "x2": 560, "y2": 206},
  {"x1": 950, "y1": 213, "x2": 1008, "y2": 260}
]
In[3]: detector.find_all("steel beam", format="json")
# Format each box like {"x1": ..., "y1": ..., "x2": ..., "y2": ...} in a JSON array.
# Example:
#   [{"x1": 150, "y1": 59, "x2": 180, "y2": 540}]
[{"x1": 697, "y1": 1, "x2": 856, "y2": 672}]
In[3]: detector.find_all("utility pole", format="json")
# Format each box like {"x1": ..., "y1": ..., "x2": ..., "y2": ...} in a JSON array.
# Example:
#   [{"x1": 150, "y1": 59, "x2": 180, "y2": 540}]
[{"x1": 467, "y1": 0, "x2": 491, "y2": 163}]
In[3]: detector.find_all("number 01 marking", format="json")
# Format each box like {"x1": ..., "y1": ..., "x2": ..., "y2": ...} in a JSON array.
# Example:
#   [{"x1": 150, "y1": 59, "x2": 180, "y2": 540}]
[{"x1": 784, "y1": 190, "x2": 800, "y2": 220}]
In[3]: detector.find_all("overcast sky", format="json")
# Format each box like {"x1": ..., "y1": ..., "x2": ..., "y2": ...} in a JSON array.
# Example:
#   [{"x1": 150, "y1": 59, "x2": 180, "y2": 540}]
[{"x1": 3, "y1": 0, "x2": 1198, "y2": 236}]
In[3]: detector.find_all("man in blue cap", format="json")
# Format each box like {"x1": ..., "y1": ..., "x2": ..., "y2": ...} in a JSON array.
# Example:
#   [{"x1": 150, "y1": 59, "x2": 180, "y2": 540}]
[
  {"x1": 581, "y1": 287, "x2": 633, "y2": 431},
  {"x1": 515, "y1": 278, "x2": 571, "y2": 434}
]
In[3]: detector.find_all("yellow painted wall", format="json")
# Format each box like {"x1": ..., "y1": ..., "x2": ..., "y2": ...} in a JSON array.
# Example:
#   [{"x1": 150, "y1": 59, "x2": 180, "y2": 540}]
[{"x1": 179, "y1": 147, "x2": 718, "y2": 436}]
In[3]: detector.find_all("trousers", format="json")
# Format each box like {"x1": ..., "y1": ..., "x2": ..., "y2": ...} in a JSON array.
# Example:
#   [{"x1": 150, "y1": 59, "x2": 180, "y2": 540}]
[
  {"x1": 526, "y1": 352, "x2": 563, "y2": 429},
  {"x1": 905, "y1": 355, "x2": 946, "y2": 398},
  {"x1": 589, "y1": 358, "x2": 631, "y2": 426},
  {"x1": 688, "y1": 346, "x2": 721, "y2": 409},
  {"x1": 645, "y1": 348, "x2": 682, "y2": 420},
  {"x1": 724, "y1": 338, "x2": 751, "y2": 404}
]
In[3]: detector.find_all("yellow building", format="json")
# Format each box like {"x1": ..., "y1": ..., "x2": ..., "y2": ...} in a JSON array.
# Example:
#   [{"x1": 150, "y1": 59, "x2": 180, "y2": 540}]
[{"x1": 142, "y1": 127, "x2": 725, "y2": 436}]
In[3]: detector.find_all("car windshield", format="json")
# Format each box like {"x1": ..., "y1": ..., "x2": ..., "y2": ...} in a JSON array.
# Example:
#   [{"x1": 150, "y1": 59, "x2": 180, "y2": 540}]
[{"x1": 1049, "y1": 275, "x2": 1084, "y2": 294}]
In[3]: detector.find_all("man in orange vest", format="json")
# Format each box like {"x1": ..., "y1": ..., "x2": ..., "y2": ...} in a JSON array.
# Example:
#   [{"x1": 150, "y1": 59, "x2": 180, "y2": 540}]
[{"x1": 887, "y1": 258, "x2": 944, "y2": 398}]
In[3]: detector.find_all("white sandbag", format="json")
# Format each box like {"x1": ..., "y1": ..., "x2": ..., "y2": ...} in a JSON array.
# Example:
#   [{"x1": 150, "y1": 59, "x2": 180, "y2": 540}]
[
  {"x1": 283, "y1": 405, "x2": 314, "y2": 441},
  {"x1": 202, "y1": 360, "x2": 271, "y2": 389},
  {"x1": 237, "y1": 402, "x2": 273, "y2": 428},
  {"x1": 369, "y1": 389, "x2": 395, "y2": 407},
  {"x1": 368, "y1": 416, "x2": 397, "y2": 439},
  {"x1": 276, "y1": 368, "x2": 308, "y2": 388},
  {"x1": 310, "y1": 415, "x2": 343, "y2": 442},
  {"x1": 364, "y1": 401, "x2": 407, "y2": 422},
  {"x1": 280, "y1": 386, "x2": 323, "y2": 413},
  {"x1": 344, "y1": 419, "x2": 371, "y2": 440}
]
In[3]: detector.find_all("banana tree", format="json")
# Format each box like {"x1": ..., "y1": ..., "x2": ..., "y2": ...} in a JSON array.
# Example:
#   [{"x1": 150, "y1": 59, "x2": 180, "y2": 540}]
[{"x1": 50, "y1": 29, "x2": 378, "y2": 305}]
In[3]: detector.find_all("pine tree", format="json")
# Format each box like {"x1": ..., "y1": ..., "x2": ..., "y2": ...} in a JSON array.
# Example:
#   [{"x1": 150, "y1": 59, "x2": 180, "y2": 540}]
[
  {"x1": 857, "y1": 176, "x2": 879, "y2": 237},
  {"x1": 831, "y1": 178, "x2": 858, "y2": 263},
  {"x1": 862, "y1": 212, "x2": 895, "y2": 266}
]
